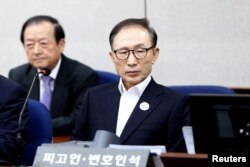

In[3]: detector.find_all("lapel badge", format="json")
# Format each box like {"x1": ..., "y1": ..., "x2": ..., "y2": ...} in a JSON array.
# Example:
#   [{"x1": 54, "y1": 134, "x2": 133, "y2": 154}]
[{"x1": 139, "y1": 102, "x2": 150, "y2": 111}]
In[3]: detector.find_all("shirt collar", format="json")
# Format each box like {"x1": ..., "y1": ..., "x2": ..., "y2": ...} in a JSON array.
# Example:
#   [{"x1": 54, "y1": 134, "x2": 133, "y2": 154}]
[{"x1": 118, "y1": 75, "x2": 151, "y2": 96}]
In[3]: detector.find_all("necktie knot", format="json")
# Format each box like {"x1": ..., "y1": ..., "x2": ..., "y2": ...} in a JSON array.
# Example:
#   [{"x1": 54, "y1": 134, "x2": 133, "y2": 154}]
[
  {"x1": 41, "y1": 75, "x2": 53, "y2": 110},
  {"x1": 41, "y1": 75, "x2": 52, "y2": 85}
]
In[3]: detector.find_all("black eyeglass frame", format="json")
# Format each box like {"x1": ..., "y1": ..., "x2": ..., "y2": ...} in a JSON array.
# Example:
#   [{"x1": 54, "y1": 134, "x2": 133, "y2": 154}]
[{"x1": 113, "y1": 46, "x2": 155, "y2": 60}]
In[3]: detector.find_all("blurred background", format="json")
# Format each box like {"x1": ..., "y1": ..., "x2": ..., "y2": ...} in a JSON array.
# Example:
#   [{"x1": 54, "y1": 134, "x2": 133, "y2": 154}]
[{"x1": 0, "y1": 0, "x2": 250, "y2": 87}]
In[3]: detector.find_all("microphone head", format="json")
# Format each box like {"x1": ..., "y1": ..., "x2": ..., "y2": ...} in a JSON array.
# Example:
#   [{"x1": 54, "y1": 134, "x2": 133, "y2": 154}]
[
  {"x1": 40, "y1": 68, "x2": 51, "y2": 76},
  {"x1": 92, "y1": 130, "x2": 120, "y2": 148}
]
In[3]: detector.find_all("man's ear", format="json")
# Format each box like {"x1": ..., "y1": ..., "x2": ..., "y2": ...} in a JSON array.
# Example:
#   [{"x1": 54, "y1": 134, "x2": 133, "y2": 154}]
[
  {"x1": 58, "y1": 39, "x2": 65, "y2": 52},
  {"x1": 109, "y1": 51, "x2": 116, "y2": 63},
  {"x1": 152, "y1": 47, "x2": 160, "y2": 64}
]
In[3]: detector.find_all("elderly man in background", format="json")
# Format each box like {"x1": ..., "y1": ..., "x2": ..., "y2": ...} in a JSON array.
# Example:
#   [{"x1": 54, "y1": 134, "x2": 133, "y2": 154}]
[{"x1": 9, "y1": 15, "x2": 99, "y2": 136}]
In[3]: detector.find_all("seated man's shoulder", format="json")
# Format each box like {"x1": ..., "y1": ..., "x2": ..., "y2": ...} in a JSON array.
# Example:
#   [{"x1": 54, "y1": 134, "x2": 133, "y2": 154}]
[
  {"x1": 63, "y1": 57, "x2": 98, "y2": 86},
  {"x1": 9, "y1": 63, "x2": 33, "y2": 80},
  {"x1": 10, "y1": 63, "x2": 31, "y2": 73},
  {"x1": 88, "y1": 82, "x2": 117, "y2": 94},
  {"x1": 159, "y1": 84, "x2": 188, "y2": 101},
  {"x1": 64, "y1": 56, "x2": 97, "y2": 75}
]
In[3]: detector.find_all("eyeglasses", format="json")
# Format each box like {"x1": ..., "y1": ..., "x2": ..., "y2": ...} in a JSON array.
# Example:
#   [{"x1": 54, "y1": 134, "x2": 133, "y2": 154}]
[{"x1": 113, "y1": 46, "x2": 154, "y2": 60}]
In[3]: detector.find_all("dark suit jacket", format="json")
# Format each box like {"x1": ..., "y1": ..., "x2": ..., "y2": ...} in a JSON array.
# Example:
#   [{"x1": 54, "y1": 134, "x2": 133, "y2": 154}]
[
  {"x1": 0, "y1": 75, "x2": 28, "y2": 164},
  {"x1": 9, "y1": 55, "x2": 99, "y2": 136},
  {"x1": 72, "y1": 78, "x2": 190, "y2": 152}
]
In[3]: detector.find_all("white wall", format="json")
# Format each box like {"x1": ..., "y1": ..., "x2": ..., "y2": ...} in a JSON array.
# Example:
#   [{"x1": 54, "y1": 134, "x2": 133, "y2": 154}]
[
  {"x1": 1, "y1": 0, "x2": 250, "y2": 87},
  {"x1": 149, "y1": 0, "x2": 250, "y2": 87}
]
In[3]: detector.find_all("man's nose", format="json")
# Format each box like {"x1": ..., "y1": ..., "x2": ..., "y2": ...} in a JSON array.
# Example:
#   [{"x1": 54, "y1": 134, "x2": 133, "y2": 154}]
[
  {"x1": 127, "y1": 51, "x2": 137, "y2": 65},
  {"x1": 33, "y1": 43, "x2": 42, "y2": 54}
]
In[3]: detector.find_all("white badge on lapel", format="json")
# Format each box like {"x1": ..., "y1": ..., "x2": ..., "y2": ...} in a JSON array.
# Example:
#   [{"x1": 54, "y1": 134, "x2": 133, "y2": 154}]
[{"x1": 139, "y1": 102, "x2": 150, "y2": 111}]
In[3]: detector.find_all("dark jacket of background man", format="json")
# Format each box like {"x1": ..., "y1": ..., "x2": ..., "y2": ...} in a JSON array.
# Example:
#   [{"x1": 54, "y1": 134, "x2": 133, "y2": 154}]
[
  {"x1": 0, "y1": 75, "x2": 28, "y2": 164},
  {"x1": 8, "y1": 15, "x2": 99, "y2": 136},
  {"x1": 9, "y1": 55, "x2": 98, "y2": 136}
]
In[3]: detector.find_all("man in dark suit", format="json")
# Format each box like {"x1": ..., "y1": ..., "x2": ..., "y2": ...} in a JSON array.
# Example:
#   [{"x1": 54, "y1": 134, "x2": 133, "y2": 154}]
[
  {"x1": 0, "y1": 75, "x2": 28, "y2": 164},
  {"x1": 9, "y1": 15, "x2": 99, "y2": 136},
  {"x1": 72, "y1": 18, "x2": 190, "y2": 152}
]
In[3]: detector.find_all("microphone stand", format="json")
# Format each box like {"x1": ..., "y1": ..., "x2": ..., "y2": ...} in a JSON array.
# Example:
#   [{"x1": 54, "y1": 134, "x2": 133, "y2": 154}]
[
  {"x1": 17, "y1": 72, "x2": 39, "y2": 141},
  {"x1": 16, "y1": 71, "x2": 39, "y2": 164},
  {"x1": 16, "y1": 68, "x2": 50, "y2": 165}
]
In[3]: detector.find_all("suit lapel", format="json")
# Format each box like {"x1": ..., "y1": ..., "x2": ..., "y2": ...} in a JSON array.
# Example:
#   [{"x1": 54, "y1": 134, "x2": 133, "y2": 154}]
[
  {"x1": 23, "y1": 68, "x2": 39, "y2": 100},
  {"x1": 102, "y1": 85, "x2": 121, "y2": 133},
  {"x1": 50, "y1": 55, "x2": 71, "y2": 118},
  {"x1": 119, "y1": 79, "x2": 163, "y2": 143}
]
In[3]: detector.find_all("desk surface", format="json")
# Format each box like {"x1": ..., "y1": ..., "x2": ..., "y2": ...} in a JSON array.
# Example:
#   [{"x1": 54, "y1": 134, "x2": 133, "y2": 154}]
[
  {"x1": 160, "y1": 152, "x2": 208, "y2": 167},
  {"x1": 52, "y1": 136, "x2": 70, "y2": 143}
]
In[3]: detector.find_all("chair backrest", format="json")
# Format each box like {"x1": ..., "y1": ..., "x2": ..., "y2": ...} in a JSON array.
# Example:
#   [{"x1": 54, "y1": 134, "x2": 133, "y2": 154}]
[
  {"x1": 168, "y1": 85, "x2": 236, "y2": 95},
  {"x1": 96, "y1": 70, "x2": 120, "y2": 84},
  {"x1": 22, "y1": 99, "x2": 52, "y2": 166}
]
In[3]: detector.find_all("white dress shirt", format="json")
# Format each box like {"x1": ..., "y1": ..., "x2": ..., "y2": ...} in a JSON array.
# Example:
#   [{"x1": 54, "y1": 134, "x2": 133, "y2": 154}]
[{"x1": 116, "y1": 75, "x2": 151, "y2": 137}]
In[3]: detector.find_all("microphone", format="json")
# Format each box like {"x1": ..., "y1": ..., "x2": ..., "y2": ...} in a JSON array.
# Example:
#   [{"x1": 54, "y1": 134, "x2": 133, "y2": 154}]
[
  {"x1": 39, "y1": 67, "x2": 51, "y2": 76},
  {"x1": 16, "y1": 68, "x2": 51, "y2": 157},
  {"x1": 92, "y1": 130, "x2": 120, "y2": 148},
  {"x1": 75, "y1": 130, "x2": 120, "y2": 148}
]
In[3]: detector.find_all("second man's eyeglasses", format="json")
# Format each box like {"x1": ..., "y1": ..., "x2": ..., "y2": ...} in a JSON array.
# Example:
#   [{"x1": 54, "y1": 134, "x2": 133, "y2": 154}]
[{"x1": 113, "y1": 46, "x2": 154, "y2": 60}]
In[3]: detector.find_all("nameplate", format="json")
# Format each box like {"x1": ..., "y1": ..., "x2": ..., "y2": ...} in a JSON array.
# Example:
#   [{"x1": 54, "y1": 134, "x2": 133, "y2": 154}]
[{"x1": 33, "y1": 145, "x2": 151, "y2": 167}]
